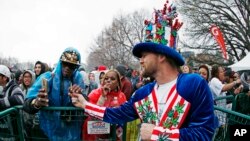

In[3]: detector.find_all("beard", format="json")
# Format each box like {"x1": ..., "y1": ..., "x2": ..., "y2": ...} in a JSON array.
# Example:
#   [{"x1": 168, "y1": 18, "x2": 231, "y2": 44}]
[{"x1": 142, "y1": 66, "x2": 156, "y2": 78}]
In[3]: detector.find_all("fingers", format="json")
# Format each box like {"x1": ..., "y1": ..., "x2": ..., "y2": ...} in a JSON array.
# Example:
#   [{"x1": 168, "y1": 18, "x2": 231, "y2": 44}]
[
  {"x1": 37, "y1": 91, "x2": 48, "y2": 98},
  {"x1": 140, "y1": 123, "x2": 155, "y2": 140},
  {"x1": 36, "y1": 90, "x2": 49, "y2": 107},
  {"x1": 70, "y1": 84, "x2": 83, "y2": 93},
  {"x1": 102, "y1": 88, "x2": 108, "y2": 96},
  {"x1": 104, "y1": 87, "x2": 110, "y2": 92},
  {"x1": 69, "y1": 93, "x2": 79, "y2": 98},
  {"x1": 39, "y1": 88, "x2": 46, "y2": 93},
  {"x1": 68, "y1": 93, "x2": 75, "y2": 102},
  {"x1": 102, "y1": 84, "x2": 111, "y2": 94},
  {"x1": 69, "y1": 93, "x2": 87, "y2": 109},
  {"x1": 36, "y1": 97, "x2": 49, "y2": 107},
  {"x1": 37, "y1": 97, "x2": 49, "y2": 103},
  {"x1": 71, "y1": 97, "x2": 78, "y2": 103},
  {"x1": 70, "y1": 93, "x2": 81, "y2": 105},
  {"x1": 236, "y1": 78, "x2": 241, "y2": 84}
]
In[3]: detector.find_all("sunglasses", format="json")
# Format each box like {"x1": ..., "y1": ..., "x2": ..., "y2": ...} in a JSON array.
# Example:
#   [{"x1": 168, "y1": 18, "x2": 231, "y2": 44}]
[{"x1": 62, "y1": 62, "x2": 78, "y2": 70}]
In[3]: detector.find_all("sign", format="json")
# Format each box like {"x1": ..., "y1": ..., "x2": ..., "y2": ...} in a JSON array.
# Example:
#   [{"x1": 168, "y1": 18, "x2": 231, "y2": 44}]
[{"x1": 87, "y1": 121, "x2": 110, "y2": 134}]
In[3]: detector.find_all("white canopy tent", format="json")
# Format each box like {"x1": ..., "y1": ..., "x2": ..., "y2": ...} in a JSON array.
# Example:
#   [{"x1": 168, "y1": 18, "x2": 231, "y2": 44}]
[{"x1": 229, "y1": 53, "x2": 250, "y2": 71}]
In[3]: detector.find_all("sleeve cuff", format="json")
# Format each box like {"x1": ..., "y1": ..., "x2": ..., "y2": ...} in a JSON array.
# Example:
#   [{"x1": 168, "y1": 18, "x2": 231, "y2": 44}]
[{"x1": 85, "y1": 102, "x2": 107, "y2": 120}]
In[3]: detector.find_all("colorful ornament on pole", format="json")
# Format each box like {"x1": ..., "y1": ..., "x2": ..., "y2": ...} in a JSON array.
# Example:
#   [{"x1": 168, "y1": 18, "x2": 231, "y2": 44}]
[{"x1": 143, "y1": 0, "x2": 183, "y2": 50}]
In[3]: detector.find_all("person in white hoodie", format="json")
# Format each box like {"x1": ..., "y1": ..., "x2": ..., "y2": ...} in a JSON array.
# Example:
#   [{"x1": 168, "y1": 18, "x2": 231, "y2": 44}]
[
  {"x1": 0, "y1": 64, "x2": 24, "y2": 110},
  {"x1": 0, "y1": 64, "x2": 24, "y2": 140}
]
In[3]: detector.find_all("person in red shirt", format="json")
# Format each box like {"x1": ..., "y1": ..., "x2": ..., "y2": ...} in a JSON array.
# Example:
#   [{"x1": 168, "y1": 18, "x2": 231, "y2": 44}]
[
  {"x1": 82, "y1": 69, "x2": 127, "y2": 140},
  {"x1": 115, "y1": 64, "x2": 133, "y2": 100}
]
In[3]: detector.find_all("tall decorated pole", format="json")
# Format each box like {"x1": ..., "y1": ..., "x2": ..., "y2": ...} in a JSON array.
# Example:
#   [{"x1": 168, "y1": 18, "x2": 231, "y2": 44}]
[{"x1": 143, "y1": 0, "x2": 183, "y2": 50}]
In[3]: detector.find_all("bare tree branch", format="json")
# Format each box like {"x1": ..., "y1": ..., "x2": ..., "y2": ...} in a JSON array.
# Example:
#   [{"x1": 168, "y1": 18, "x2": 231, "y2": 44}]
[{"x1": 179, "y1": 0, "x2": 249, "y2": 66}]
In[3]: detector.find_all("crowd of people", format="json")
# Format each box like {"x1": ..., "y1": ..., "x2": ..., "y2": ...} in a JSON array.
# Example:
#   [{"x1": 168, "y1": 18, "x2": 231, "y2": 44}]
[
  {"x1": 0, "y1": 43, "x2": 248, "y2": 140},
  {"x1": 0, "y1": 46, "x2": 146, "y2": 140},
  {"x1": 0, "y1": 38, "x2": 249, "y2": 141},
  {"x1": 0, "y1": 44, "x2": 249, "y2": 140},
  {"x1": 1, "y1": 0, "x2": 249, "y2": 139}
]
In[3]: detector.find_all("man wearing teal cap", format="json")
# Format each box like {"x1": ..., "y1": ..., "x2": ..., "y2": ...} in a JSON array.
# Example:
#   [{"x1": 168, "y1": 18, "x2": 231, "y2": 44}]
[{"x1": 23, "y1": 47, "x2": 85, "y2": 141}]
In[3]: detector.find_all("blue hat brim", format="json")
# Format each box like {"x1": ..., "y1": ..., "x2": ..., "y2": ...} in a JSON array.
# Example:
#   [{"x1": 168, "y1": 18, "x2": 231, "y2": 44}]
[{"x1": 132, "y1": 42, "x2": 185, "y2": 66}]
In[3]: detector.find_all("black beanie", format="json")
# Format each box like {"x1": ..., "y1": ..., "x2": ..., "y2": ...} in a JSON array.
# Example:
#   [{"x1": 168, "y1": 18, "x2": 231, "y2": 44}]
[{"x1": 116, "y1": 65, "x2": 127, "y2": 76}]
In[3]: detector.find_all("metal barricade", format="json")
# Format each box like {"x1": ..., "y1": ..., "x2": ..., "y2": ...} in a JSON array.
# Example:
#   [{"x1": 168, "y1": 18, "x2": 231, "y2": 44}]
[
  {"x1": 213, "y1": 95, "x2": 250, "y2": 141},
  {"x1": 0, "y1": 106, "x2": 127, "y2": 141},
  {"x1": 0, "y1": 106, "x2": 24, "y2": 141}
]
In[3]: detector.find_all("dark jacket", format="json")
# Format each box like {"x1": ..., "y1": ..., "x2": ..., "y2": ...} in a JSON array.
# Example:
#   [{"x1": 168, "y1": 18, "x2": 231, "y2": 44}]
[{"x1": 0, "y1": 79, "x2": 24, "y2": 110}]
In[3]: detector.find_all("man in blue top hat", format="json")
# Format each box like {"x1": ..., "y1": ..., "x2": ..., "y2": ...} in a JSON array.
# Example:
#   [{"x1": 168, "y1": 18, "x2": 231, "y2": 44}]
[
  {"x1": 70, "y1": 1, "x2": 216, "y2": 140},
  {"x1": 71, "y1": 41, "x2": 216, "y2": 140},
  {"x1": 23, "y1": 47, "x2": 85, "y2": 141}
]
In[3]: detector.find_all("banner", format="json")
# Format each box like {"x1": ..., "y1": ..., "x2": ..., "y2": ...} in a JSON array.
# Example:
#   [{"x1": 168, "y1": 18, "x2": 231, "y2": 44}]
[{"x1": 210, "y1": 25, "x2": 228, "y2": 60}]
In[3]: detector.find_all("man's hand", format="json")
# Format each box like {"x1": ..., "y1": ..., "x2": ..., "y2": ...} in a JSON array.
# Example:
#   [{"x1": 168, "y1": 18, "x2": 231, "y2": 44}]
[
  {"x1": 140, "y1": 123, "x2": 155, "y2": 141},
  {"x1": 33, "y1": 88, "x2": 49, "y2": 108},
  {"x1": 69, "y1": 84, "x2": 83, "y2": 94},
  {"x1": 234, "y1": 84, "x2": 243, "y2": 94},
  {"x1": 69, "y1": 92, "x2": 87, "y2": 109},
  {"x1": 235, "y1": 78, "x2": 241, "y2": 85}
]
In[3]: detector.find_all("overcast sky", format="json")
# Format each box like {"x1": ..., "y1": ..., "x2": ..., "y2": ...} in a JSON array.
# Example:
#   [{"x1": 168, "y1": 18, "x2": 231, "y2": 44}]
[{"x1": 0, "y1": 0, "x2": 172, "y2": 66}]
